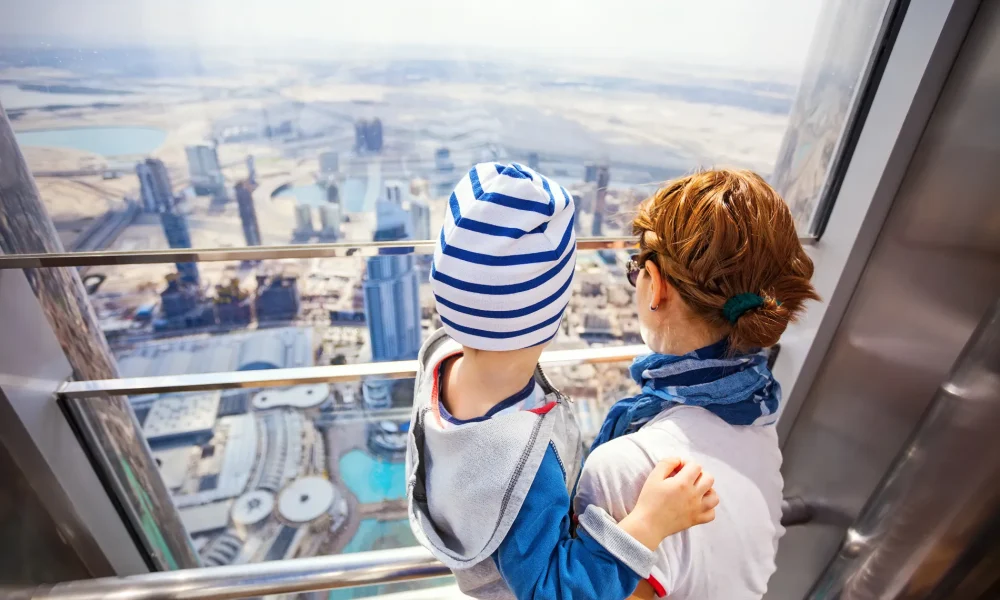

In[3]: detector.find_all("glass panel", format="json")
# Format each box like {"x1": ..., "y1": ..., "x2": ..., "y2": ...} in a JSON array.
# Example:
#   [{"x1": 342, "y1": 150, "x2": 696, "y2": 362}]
[
  {"x1": 131, "y1": 383, "x2": 425, "y2": 579},
  {"x1": 86, "y1": 251, "x2": 636, "y2": 362},
  {"x1": 771, "y1": 0, "x2": 898, "y2": 233},
  {"x1": 1, "y1": 0, "x2": 891, "y2": 259},
  {"x1": 51, "y1": 246, "x2": 634, "y2": 571},
  {"x1": 124, "y1": 359, "x2": 634, "y2": 582}
]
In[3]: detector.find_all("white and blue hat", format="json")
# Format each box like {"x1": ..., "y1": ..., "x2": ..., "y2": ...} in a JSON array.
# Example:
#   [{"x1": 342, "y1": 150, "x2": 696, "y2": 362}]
[{"x1": 431, "y1": 162, "x2": 577, "y2": 351}]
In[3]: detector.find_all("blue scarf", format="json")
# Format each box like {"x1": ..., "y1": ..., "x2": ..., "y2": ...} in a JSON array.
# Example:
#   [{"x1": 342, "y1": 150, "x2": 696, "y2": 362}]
[{"x1": 590, "y1": 339, "x2": 780, "y2": 451}]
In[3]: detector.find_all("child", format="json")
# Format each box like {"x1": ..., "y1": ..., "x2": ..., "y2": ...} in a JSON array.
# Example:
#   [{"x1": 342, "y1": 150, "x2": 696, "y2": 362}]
[{"x1": 405, "y1": 163, "x2": 718, "y2": 600}]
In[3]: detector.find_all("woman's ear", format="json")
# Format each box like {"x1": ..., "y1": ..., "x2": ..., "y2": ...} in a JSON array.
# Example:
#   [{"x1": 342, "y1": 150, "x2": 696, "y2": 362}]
[{"x1": 645, "y1": 260, "x2": 667, "y2": 311}]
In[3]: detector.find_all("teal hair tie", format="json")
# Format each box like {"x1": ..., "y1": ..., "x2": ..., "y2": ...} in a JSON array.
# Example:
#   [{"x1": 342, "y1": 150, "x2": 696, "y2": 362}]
[{"x1": 723, "y1": 293, "x2": 765, "y2": 324}]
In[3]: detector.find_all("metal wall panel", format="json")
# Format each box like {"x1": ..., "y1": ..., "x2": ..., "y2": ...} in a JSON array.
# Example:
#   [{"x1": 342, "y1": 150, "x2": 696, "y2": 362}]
[{"x1": 768, "y1": 1, "x2": 1000, "y2": 597}]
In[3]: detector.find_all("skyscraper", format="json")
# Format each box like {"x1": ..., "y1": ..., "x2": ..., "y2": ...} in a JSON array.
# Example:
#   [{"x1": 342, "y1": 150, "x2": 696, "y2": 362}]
[
  {"x1": 409, "y1": 198, "x2": 431, "y2": 242},
  {"x1": 318, "y1": 204, "x2": 341, "y2": 241},
  {"x1": 354, "y1": 119, "x2": 384, "y2": 154},
  {"x1": 584, "y1": 163, "x2": 598, "y2": 183},
  {"x1": 185, "y1": 144, "x2": 225, "y2": 196},
  {"x1": 591, "y1": 165, "x2": 611, "y2": 237},
  {"x1": 138, "y1": 158, "x2": 199, "y2": 284},
  {"x1": 527, "y1": 152, "x2": 540, "y2": 171},
  {"x1": 234, "y1": 181, "x2": 262, "y2": 247},
  {"x1": 435, "y1": 148, "x2": 454, "y2": 172},
  {"x1": 367, "y1": 118, "x2": 383, "y2": 153},
  {"x1": 354, "y1": 120, "x2": 369, "y2": 153},
  {"x1": 409, "y1": 196, "x2": 432, "y2": 280},
  {"x1": 245, "y1": 155, "x2": 257, "y2": 186},
  {"x1": 294, "y1": 205, "x2": 314, "y2": 241},
  {"x1": 160, "y1": 208, "x2": 200, "y2": 285},
  {"x1": 384, "y1": 181, "x2": 407, "y2": 206},
  {"x1": 363, "y1": 201, "x2": 421, "y2": 362},
  {"x1": 255, "y1": 275, "x2": 301, "y2": 322},
  {"x1": 136, "y1": 158, "x2": 173, "y2": 213}
]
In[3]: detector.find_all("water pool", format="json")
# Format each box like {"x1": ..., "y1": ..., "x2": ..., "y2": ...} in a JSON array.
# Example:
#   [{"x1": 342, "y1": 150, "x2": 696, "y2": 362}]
[
  {"x1": 15, "y1": 126, "x2": 167, "y2": 157},
  {"x1": 338, "y1": 449, "x2": 406, "y2": 503},
  {"x1": 275, "y1": 184, "x2": 328, "y2": 207},
  {"x1": 328, "y1": 519, "x2": 451, "y2": 600},
  {"x1": 275, "y1": 180, "x2": 372, "y2": 213}
]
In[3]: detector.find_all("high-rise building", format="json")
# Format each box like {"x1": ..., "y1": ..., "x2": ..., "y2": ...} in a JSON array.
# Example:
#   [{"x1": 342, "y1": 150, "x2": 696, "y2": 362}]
[
  {"x1": 294, "y1": 205, "x2": 314, "y2": 241},
  {"x1": 435, "y1": 148, "x2": 453, "y2": 172},
  {"x1": 354, "y1": 120, "x2": 369, "y2": 153},
  {"x1": 363, "y1": 201, "x2": 421, "y2": 362},
  {"x1": 136, "y1": 158, "x2": 173, "y2": 213},
  {"x1": 367, "y1": 118, "x2": 383, "y2": 153},
  {"x1": 409, "y1": 198, "x2": 431, "y2": 242},
  {"x1": 409, "y1": 197, "x2": 432, "y2": 280},
  {"x1": 255, "y1": 275, "x2": 301, "y2": 322},
  {"x1": 318, "y1": 204, "x2": 341, "y2": 241},
  {"x1": 160, "y1": 274, "x2": 200, "y2": 319},
  {"x1": 584, "y1": 163, "x2": 598, "y2": 184},
  {"x1": 140, "y1": 160, "x2": 199, "y2": 284},
  {"x1": 234, "y1": 181, "x2": 262, "y2": 247},
  {"x1": 591, "y1": 165, "x2": 611, "y2": 237},
  {"x1": 353, "y1": 119, "x2": 384, "y2": 154},
  {"x1": 214, "y1": 278, "x2": 252, "y2": 326},
  {"x1": 319, "y1": 151, "x2": 340, "y2": 176},
  {"x1": 185, "y1": 144, "x2": 225, "y2": 196},
  {"x1": 527, "y1": 152, "x2": 540, "y2": 171},
  {"x1": 159, "y1": 208, "x2": 200, "y2": 285},
  {"x1": 383, "y1": 180, "x2": 408, "y2": 206},
  {"x1": 245, "y1": 155, "x2": 257, "y2": 186},
  {"x1": 326, "y1": 182, "x2": 340, "y2": 204}
]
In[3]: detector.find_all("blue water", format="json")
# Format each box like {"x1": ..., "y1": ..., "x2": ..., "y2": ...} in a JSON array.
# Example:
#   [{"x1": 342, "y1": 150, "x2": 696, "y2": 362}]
[
  {"x1": 329, "y1": 519, "x2": 449, "y2": 599},
  {"x1": 15, "y1": 126, "x2": 166, "y2": 157},
  {"x1": 276, "y1": 184, "x2": 328, "y2": 207},
  {"x1": 338, "y1": 449, "x2": 406, "y2": 503},
  {"x1": 277, "y1": 181, "x2": 371, "y2": 213}
]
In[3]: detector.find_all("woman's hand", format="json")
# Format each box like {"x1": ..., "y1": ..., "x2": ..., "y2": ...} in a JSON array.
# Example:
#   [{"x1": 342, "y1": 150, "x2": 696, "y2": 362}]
[{"x1": 618, "y1": 458, "x2": 719, "y2": 551}]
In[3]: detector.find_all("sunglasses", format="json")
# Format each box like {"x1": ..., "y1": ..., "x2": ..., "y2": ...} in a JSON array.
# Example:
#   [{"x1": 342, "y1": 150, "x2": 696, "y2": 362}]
[{"x1": 626, "y1": 255, "x2": 644, "y2": 287}]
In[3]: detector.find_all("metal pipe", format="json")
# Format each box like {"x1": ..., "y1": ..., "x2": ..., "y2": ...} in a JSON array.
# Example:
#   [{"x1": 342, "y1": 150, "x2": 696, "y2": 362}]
[
  {"x1": 0, "y1": 100, "x2": 200, "y2": 569},
  {"x1": 3, "y1": 546, "x2": 450, "y2": 600},
  {"x1": 0, "y1": 233, "x2": 819, "y2": 271},
  {"x1": 60, "y1": 344, "x2": 649, "y2": 397},
  {"x1": 7, "y1": 494, "x2": 819, "y2": 600},
  {"x1": 0, "y1": 236, "x2": 638, "y2": 269},
  {"x1": 808, "y1": 299, "x2": 1000, "y2": 599}
]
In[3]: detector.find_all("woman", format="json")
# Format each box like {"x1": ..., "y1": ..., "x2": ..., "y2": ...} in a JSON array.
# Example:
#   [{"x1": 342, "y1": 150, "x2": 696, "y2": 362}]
[{"x1": 574, "y1": 169, "x2": 819, "y2": 599}]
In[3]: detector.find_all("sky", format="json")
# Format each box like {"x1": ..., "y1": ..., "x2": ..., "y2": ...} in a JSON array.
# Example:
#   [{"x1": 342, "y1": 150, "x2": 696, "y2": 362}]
[{"x1": 3, "y1": 0, "x2": 824, "y2": 73}]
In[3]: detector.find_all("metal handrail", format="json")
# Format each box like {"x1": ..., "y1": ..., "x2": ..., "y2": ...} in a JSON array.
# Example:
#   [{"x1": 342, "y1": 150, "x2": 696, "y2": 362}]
[
  {"x1": 60, "y1": 344, "x2": 648, "y2": 397},
  {"x1": 0, "y1": 235, "x2": 816, "y2": 270},
  {"x1": 0, "y1": 236, "x2": 637, "y2": 269},
  {"x1": 3, "y1": 546, "x2": 450, "y2": 600},
  {"x1": 7, "y1": 498, "x2": 817, "y2": 599}
]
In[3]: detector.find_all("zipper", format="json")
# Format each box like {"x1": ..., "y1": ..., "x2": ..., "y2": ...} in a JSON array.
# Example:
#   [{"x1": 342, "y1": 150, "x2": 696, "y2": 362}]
[{"x1": 535, "y1": 363, "x2": 570, "y2": 404}]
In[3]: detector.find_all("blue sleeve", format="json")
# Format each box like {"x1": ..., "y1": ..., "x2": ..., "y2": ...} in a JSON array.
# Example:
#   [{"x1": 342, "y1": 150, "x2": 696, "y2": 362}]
[{"x1": 493, "y1": 446, "x2": 642, "y2": 600}]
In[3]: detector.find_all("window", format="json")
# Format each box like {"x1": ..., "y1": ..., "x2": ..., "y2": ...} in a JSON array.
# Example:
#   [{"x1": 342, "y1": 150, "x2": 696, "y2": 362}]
[{"x1": 0, "y1": 0, "x2": 897, "y2": 584}]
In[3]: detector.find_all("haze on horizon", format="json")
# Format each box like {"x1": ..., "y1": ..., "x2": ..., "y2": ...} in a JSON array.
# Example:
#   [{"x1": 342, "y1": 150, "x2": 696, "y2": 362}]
[{"x1": 3, "y1": 0, "x2": 823, "y2": 75}]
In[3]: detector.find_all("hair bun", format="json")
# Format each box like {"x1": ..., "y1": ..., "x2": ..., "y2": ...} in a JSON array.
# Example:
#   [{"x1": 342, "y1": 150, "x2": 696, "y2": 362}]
[
  {"x1": 729, "y1": 294, "x2": 788, "y2": 349},
  {"x1": 723, "y1": 293, "x2": 766, "y2": 324}
]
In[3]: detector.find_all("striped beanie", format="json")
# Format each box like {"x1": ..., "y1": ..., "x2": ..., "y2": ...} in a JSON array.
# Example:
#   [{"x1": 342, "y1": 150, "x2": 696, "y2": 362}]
[{"x1": 431, "y1": 162, "x2": 577, "y2": 351}]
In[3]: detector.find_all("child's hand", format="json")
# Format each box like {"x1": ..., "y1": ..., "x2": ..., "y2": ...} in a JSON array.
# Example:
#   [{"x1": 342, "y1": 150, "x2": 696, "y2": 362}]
[{"x1": 619, "y1": 458, "x2": 718, "y2": 551}]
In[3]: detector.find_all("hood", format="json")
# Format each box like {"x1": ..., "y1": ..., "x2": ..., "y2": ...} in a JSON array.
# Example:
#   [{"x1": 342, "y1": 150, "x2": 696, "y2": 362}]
[{"x1": 405, "y1": 329, "x2": 563, "y2": 569}]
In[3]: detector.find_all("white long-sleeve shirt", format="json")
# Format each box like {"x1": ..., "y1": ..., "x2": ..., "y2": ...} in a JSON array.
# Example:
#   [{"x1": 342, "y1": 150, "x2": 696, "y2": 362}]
[{"x1": 574, "y1": 406, "x2": 785, "y2": 600}]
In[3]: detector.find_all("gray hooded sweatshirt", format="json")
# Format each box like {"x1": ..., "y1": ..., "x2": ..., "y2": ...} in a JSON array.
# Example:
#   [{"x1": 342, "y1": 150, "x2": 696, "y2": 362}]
[{"x1": 405, "y1": 329, "x2": 658, "y2": 599}]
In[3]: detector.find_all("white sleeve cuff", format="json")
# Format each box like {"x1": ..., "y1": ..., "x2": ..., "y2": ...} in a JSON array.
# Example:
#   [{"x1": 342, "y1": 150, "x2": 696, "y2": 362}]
[{"x1": 577, "y1": 504, "x2": 655, "y2": 578}]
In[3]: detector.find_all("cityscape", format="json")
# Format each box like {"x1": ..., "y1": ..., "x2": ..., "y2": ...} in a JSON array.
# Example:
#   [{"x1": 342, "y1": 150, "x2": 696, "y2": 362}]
[{"x1": 0, "y1": 5, "x2": 839, "y2": 594}]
